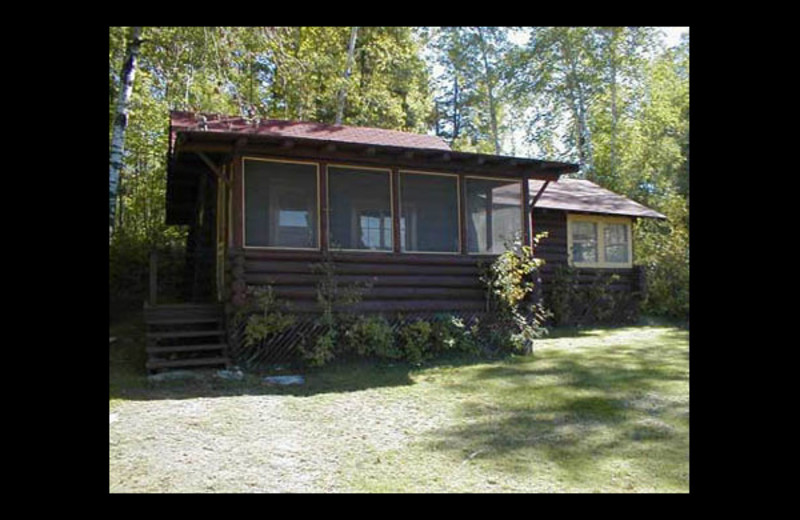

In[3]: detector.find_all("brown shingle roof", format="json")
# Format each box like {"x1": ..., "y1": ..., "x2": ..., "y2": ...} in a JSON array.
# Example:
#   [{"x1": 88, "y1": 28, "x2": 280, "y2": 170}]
[
  {"x1": 529, "y1": 178, "x2": 667, "y2": 219},
  {"x1": 170, "y1": 111, "x2": 452, "y2": 151}
]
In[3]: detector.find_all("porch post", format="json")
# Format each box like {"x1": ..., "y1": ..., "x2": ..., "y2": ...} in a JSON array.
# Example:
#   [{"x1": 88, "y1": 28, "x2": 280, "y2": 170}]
[
  {"x1": 521, "y1": 174, "x2": 531, "y2": 248},
  {"x1": 149, "y1": 250, "x2": 158, "y2": 306}
]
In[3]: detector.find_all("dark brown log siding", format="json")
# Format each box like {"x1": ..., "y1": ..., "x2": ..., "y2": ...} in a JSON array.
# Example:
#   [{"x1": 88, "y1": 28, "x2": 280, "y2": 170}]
[
  {"x1": 533, "y1": 207, "x2": 639, "y2": 290},
  {"x1": 230, "y1": 249, "x2": 488, "y2": 314}
]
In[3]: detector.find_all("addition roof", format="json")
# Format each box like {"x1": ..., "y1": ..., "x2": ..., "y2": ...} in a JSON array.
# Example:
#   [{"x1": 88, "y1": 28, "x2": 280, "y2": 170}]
[{"x1": 529, "y1": 178, "x2": 667, "y2": 219}]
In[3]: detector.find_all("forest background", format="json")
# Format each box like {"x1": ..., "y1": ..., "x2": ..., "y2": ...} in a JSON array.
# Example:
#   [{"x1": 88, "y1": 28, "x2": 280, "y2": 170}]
[{"x1": 108, "y1": 26, "x2": 689, "y2": 320}]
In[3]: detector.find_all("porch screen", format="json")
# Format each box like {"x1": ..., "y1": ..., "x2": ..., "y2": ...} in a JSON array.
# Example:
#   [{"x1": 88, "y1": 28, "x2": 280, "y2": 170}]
[
  {"x1": 465, "y1": 178, "x2": 523, "y2": 254},
  {"x1": 328, "y1": 166, "x2": 392, "y2": 251},
  {"x1": 244, "y1": 159, "x2": 318, "y2": 248},
  {"x1": 399, "y1": 172, "x2": 459, "y2": 253}
]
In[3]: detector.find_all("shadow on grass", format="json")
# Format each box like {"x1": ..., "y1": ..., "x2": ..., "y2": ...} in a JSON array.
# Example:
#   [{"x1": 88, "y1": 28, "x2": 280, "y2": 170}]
[
  {"x1": 110, "y1": 311, "x2": 506, "y2": 403},
  {"x1": 110, "y1": 343, "x2": 419, "y2": 402},
  {"x1": 420, "y1": 327, "x2": 690, "y2": 489}
]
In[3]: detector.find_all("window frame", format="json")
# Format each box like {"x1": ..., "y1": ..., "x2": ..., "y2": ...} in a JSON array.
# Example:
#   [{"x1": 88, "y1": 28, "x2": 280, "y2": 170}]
[
  {"x1": 327, "y1": 163, "x2": 394, "y2": 253},
  {"x1": 464, "y1": 175, "x2": 526, "y2": 256},
  {"x1": 241, "y1": 156, "x2": 321, "y2": 251},
  {"x1": 398, "y1": 169, "x2": 461, "y2": 255},
  {"x1": 567, "y1": 213, "x2": 633, "y2": 268}
]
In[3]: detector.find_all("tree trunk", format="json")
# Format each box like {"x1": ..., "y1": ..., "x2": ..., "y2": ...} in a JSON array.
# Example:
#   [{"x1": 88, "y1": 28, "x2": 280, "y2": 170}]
[
  {"x1": 109, "y1": 26, "x2": 143, "y2": 235},
  {"x1": 335, "y1": 27, "x2": 359, "y2": 125},
  {"x1": 476, "y1": 27, "x2": 501, "y2": 155},
  {"x1": 452, "y1": 73, "x2": 460, "y2": 143}
]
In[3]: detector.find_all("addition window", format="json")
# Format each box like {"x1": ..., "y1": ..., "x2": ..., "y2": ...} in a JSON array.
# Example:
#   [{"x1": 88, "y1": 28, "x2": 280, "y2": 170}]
[
  {"x1": 243, "y1": 158, "x2": 319, "y2": 249},
  {"x1": 328, "y1": 165, "x2": 393, "y2": 251},
  {"x1": 567, "y1": 215, "x2": 632, "y2": 268}
]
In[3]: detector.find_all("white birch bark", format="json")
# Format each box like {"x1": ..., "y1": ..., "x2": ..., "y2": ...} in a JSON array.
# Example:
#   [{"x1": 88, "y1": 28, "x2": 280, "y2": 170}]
[
  {"x1": 335, "y1": 27, "x2": 358, "y2": 125},
  {"x1": 109, "y1": 26, "x2": 143, "y2": 234}
]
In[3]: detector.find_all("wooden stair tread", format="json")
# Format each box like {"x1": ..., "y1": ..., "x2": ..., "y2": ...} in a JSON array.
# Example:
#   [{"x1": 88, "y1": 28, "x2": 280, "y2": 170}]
[
  {"x1": 145, "y1": 317, "x2": 222, "y2": 325},
  {"x1": 146, "y1": 357, "x2": 230, "y2": 369},
  {"x1": 146, "y1": 329, "x2": 226, "y2": 339},
  {"x1": 147, "y1": 343, "x2": 227, "y2": 354}
]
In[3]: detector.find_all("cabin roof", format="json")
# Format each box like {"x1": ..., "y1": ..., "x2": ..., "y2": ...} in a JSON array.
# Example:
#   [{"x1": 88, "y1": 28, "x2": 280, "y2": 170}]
[
  {"x1": 529, "y1": 178, "x2": 667, "y2": 220},
  {"x1": 170, "y1": 110, "x2": 453, "y2": 151},
  {"x1": 168, "y1": 111, "x2": 579, "y2": 179}
]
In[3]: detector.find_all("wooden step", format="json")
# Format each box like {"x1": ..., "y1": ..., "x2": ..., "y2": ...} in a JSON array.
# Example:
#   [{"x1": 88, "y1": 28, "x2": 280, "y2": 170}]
[
  {"x1": 146, "y1": 329, "x2": 226, "y2": 339},
  {"x1": 145, "y1": 317, "x2": 222, "y2": 326},
  {"x1": 146, "y1": 356, "x2": 229, "y2": 370},
  {"x1": 147, "y1": 343, "x2": 227, "y2": 354}
]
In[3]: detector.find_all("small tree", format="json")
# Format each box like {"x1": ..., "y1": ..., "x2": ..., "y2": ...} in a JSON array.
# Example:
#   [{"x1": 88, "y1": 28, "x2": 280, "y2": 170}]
[{"x1": 482, "y1": 232, "x2": 549, "y2": 354}]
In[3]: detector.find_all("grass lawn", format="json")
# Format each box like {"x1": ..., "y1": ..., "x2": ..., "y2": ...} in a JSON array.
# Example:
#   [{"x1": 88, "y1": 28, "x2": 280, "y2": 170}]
[{"x1": 109, "y1": 316, "x2": 689, "y2": 493}]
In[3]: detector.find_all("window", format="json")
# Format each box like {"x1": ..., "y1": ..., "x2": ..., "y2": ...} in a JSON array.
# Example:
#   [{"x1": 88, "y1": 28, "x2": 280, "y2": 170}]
[
  {"x1": 568, "y1": 215, "x2": 632, "y2": 268},
  {"x1": 465, "y1": 177, "x2": 523, "y2": 254},
  {"x1": 244, "y1": 158, "x2": 318, "y2": 248},
  {"x1": 328, "y1": 166, "x2": 393, "y2": 251},
  {"x1": 399, "y1": 171, "x2": 459, "y2": 253}
]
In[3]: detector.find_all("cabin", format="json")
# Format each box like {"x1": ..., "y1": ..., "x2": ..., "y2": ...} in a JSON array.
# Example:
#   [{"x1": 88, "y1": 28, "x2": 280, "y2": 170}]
[{"x1": 145, "y1": 111, "x2": 663, "y2": 370}]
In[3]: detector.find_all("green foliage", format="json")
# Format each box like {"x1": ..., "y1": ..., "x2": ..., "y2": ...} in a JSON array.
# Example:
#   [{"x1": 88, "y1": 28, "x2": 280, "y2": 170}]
[
  {"x1": 544, "y1": 266, "x2": 640, "y2": 326},
  {"x1": 303, "y1": 329, "x2": 338, "y2": 368},
  {"x1": 342, "y1": 315, "x2": 399, "y2": 360},
  {"x1": 397, "y1": 320, "x2": 433, "y2": 364},
  {"x1": 634, "y1": 192, "x2": 689, "y2": 320},
  {"x1": 481, "y1": 233, "x2": 549, "y2": 354},
  {"x1": 236, "y1": 286, "x2": 296, "y2": 348},
  {"x1": 109, "y1": 230, "x2": 187, "y2": 312},
  {"x1": 299, "y1": 251, "x2": 373, "y2": 367},
  {"x1": 430, "y1": 314, "x2": 480, "y2": 355}
]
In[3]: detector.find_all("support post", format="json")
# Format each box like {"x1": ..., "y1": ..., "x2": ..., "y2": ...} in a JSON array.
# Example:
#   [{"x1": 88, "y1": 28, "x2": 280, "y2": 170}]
[
  {"x1": 521, "y1": 175, "x2": 531, "y2": 248},
  {"x1": 149, "y1": 250, "x2": 158, "y2": 306}
]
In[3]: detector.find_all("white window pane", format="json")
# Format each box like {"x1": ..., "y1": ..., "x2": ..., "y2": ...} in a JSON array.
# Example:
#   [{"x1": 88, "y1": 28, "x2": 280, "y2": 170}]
[
  {"x1": 605, "y1": 244, "x2": 628, "y2": 263},
  {"x1": 603, "y1": 223, "x2": 628, "y2": 263},
  {"x1": 571, "y1": 221, "x2": 597, "y2": 263}
]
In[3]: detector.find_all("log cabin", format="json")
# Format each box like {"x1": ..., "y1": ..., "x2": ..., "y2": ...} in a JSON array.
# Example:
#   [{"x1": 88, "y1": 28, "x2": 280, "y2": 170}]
[{"x1": 145, "y1": 111, "x2": 664, "y2": 370}]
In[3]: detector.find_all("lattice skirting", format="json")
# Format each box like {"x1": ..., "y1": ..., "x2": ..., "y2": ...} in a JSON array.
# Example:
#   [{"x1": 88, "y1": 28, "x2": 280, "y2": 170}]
[{"x1": 227, "y1": 310, "x2": 486, "y2": 367}]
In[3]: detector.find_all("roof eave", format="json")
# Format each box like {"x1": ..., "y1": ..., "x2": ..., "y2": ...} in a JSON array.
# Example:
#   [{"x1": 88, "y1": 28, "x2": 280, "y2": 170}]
[{"x1": 172, "y1": 128, "x2": 577, "y2": 179}]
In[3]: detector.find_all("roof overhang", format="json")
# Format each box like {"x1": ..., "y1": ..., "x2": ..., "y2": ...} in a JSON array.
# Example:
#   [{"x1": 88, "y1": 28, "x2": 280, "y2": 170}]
[{"x1": 171, "y1": 128, "x2": 578, "y2": 180}]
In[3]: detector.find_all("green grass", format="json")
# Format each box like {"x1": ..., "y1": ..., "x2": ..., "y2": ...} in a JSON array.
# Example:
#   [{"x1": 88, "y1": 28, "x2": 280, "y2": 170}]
[{"x1": 110, "y1": 317, "x2": 689, "y2": 493}]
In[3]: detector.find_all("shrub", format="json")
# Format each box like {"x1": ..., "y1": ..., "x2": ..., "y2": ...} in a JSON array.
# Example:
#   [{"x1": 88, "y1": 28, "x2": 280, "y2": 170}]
[
  {"x1": 342, "y1": 315, "x2": 399, "y2": 360},
  {"x1": 430, "y1": 314, "x2": 480, "y2": 355},
  {"x1": 232, "y1": 286, "x2": 297, "y2": 367},
  {"x1": 481, "y1": 233, "x2": 549, "y2": 354},
  {"x1": 545, "y1": 266, "x2": 637, "y2": 326},
  {"x1": 398, "y1": 319, "x2": 433, "y2": 363}
]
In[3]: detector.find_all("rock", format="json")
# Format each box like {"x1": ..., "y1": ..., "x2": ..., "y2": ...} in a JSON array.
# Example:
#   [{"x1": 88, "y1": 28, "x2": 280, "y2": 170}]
[
  {"x1": 216, "y1": 368, "x2": 245, "y2": 381},
  {"x1": 110, "y1": 413, "x2": 119, "y2": 424},
  {"x1": 147, "y1": 370, "x2": 204, "y2": 382},
  {"x1": 262, "y1": 375, "x2": 305, "y2": 386}
]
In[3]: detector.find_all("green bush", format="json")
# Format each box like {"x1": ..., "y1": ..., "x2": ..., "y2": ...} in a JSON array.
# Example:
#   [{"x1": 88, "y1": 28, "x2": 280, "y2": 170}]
[
  {"x1": 480, "y1": 233, "x2": 549, "y2": 354},
  {"x1": 635, "y1": 193, "x2": 689, "y2": 320},
  {"x1": 342, "y1": 315, "x2": 399, "y2": 360},
  {"x1": 430, "y1": 314, "x2": 480, "y2": 355},
  {"x1": 109, "y1": 231, "x2": 187, "y2": 311},
  {"x1": 232, "y1": 286, "x2": 297, "y2": 367},
  {"x1": 398, "y1": 319, "x2": 433, "y2": 363}
]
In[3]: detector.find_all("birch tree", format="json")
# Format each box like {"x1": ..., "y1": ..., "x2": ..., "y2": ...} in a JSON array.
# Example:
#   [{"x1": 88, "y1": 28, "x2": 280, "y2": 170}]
[
  {"x1": 335, "y1": 27, "x2": 358, "y2": 125},
  {"x1": 109, "y1": 26, "x2": 143, "y2": 235}
]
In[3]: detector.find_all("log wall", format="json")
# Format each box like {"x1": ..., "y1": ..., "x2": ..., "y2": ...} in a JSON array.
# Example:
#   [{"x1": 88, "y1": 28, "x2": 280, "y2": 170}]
[{"x1": 229, "y1": 249, "x2": 489, "y2": 314}]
